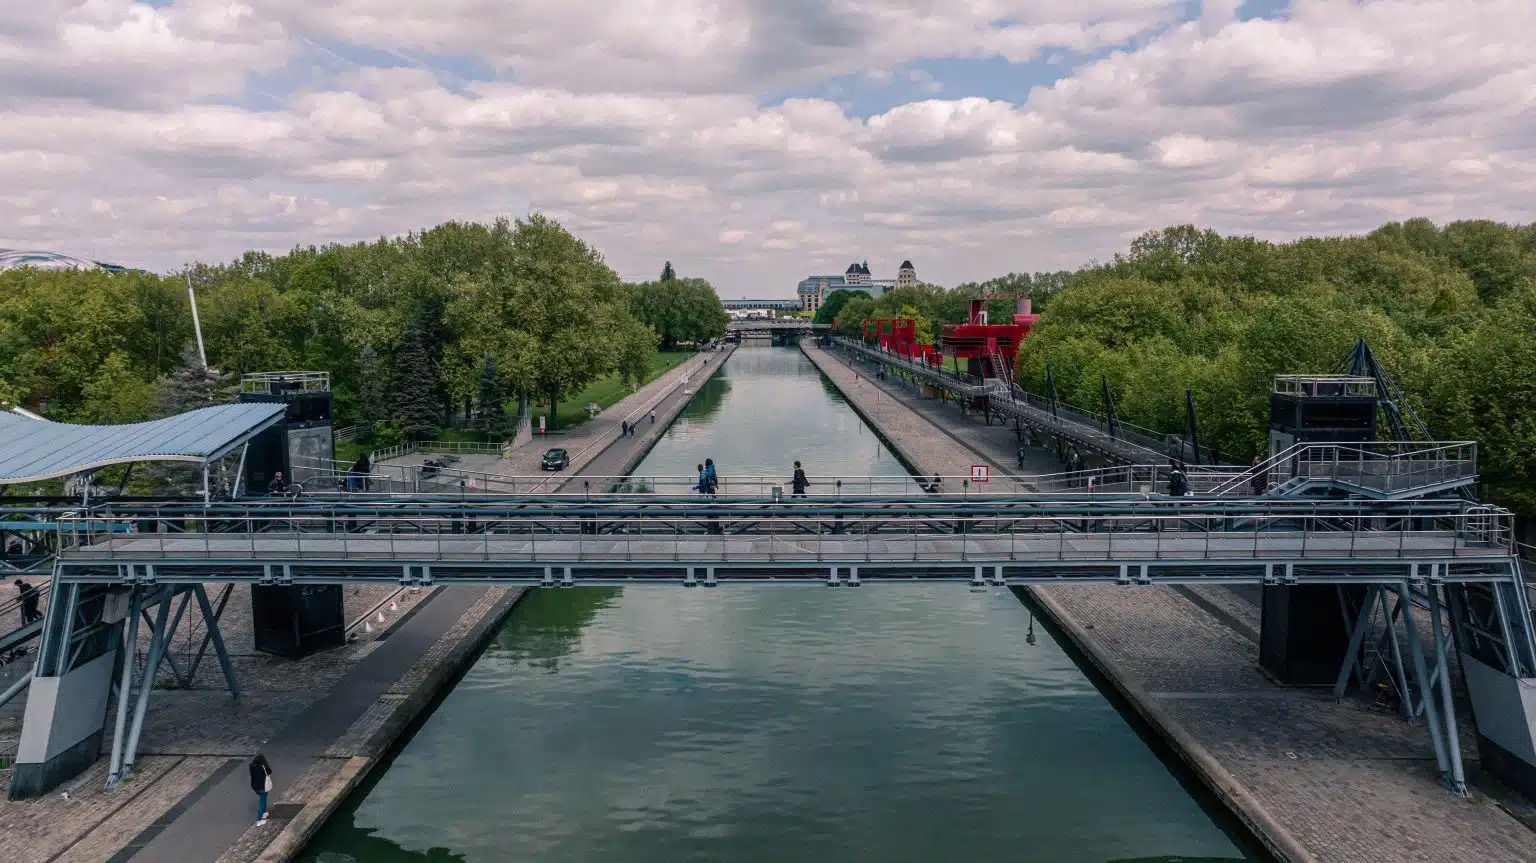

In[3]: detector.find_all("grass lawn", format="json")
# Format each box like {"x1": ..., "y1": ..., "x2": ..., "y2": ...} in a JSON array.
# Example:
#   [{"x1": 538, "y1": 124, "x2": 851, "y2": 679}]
[{"x1": 545, "y1": 350, "x2": 692, "y2": 429}]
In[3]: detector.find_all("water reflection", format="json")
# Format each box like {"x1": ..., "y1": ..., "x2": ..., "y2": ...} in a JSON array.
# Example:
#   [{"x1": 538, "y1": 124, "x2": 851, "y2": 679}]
[
  {"x1": 490, "y1": 588, "x2": 620, "y2": 673},
  {"x1": 299, "y1": 347, "x2": 1260, "y2": 863}
]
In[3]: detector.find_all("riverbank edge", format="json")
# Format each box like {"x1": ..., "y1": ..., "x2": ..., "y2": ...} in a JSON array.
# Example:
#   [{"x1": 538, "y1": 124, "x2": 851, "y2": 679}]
[
  {"x1": 258, "y1": 587, "x2": 532, "y2": 863},
  {"x1": 557, "y1": 344, "x2": 737, "y2": 491},
  {"x1": 799, "y1": 341, "x2": 1313, "y2": 863}
]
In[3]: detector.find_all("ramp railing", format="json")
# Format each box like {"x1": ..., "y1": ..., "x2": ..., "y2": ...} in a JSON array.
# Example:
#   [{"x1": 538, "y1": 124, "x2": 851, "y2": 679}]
[{"x1": 1207, "y1": 441, "x2": 1477, "y2": 498}]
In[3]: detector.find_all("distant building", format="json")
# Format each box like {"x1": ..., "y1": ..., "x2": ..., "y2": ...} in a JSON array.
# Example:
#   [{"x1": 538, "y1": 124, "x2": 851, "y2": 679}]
[
  {"x1": 0, "y1": 249, "x2": 135, "y2": 273},
  {"x1": 796, "y1": 259, "x2": 916, "y2": 312}
]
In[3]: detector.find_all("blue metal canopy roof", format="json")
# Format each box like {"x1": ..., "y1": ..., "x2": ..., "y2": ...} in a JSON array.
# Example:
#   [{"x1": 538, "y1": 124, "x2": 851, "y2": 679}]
[{"x1": 0, "y1": 403, "x2": 286, "y2": 484}]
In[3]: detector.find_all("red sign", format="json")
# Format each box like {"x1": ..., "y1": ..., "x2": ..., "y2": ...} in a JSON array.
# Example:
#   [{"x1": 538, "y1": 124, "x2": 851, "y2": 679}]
[{"x1": 970, "y1": 465, "x2": 990, "y2": 483}]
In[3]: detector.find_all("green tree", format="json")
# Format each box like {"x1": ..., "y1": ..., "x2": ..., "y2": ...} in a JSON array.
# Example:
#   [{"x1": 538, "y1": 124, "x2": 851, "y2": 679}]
[
  {"x1": 1425, "y1": 285, "x2": 1536, "y2": 513},
  {"x1": 660, "y1": 261, "x2": 677, "y2": 281},
  {"x1": 813, "y1": 289, "x2": 862, "y2": 326},
  {"x1": 475, "y1": 354, "x2": 507, "y2": 438},
  {"x1": 77, "y1": 352, "x2": 156, "y2": 424},
  {"x1": 629, "y1": 276, "x2": 729, "y2": 349},
  {"x1": 155, "y1": 345, "x2": 228, "y2": 417},
  {"x1": 392, "y1": 316, "x2": 441, "y2": 441},
  {"x1": 356, "y1": 346, "x2": 387, "y2": 436},
  {"x1": 835, "y1": 296, "x2": 875, "y2": 336}
]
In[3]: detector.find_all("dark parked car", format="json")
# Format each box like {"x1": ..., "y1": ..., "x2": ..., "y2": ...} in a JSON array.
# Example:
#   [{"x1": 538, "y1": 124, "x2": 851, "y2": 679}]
[{"x1": 541, "y1": 448, "x2": 569, "y2": 471}]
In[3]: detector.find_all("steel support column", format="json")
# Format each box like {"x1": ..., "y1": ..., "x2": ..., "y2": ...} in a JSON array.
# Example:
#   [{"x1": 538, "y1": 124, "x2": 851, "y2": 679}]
[
  {"x1": 1427, "y1": 581, "x2": 1468, "y2": 795},
  {"x1": 183, "y1": 584, "x2": 234, "y2": 690},
  {"x1": 1398, "y1": 583, "x2": 1450, "y2": 781},
  {"x1": 1333, "y1": 585, "x2": 1378, "y2": 700},
  {"x1": 105, "y1": 585, "x2": 143, "y2": 787},
  {"x1": 192, "y1": 585, "x2": 239, "y2": 698},
  {"x1": 119, "y1": 590, "x2": 173, "y2": 780}
]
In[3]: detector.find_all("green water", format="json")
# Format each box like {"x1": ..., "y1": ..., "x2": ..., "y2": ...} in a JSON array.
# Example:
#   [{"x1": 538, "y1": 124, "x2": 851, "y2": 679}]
[{"x1": 301, "y1": 346, "x2": 1262, "y2": 863}]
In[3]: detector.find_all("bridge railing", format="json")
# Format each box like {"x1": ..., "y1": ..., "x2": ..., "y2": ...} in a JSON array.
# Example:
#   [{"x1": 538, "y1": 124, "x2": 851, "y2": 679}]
[
  {"x1": 54, "y1": 501, "x2": 1516, "y2": 565},
  {"x1": 833, "y1": 338, "x2": 1221, "y2": 464},
  {"x1": 1207, "y1": 441, "x2": 1478, "y2": 497}
]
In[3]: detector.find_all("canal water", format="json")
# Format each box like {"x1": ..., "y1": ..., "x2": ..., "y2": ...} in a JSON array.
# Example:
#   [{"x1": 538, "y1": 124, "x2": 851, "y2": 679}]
[{"x1": 301, "y1": 345, "x2": 1262, "y2": 863}]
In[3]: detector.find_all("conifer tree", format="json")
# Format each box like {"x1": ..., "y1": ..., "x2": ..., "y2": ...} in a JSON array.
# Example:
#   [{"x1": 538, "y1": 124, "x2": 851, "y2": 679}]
[
  {"x1": 391, "y1": 319, "x2": 441, "y2": 441},
  {"x1": 475, "y1": 354, "x2": 506, "y2": 439},
  {"x1": 660, "y1": 261, "x2": 677, "y2": 281},
  {"x1": 357, "y1": 346, "x2": 387, "y2": 436}
]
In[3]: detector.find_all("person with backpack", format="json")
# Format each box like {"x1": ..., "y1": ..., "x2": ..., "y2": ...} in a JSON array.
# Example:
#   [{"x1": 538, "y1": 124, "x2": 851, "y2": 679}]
[
  {"x1": 791, "y1": 461, "x2": 809, "y2": 498},
  {"x1": 250, "y1": 753, "x2": 273, "y2": 826},
  {"x1": 1168, "y1": 460, "x2": 1189, "y2": 497},
  {"x1": 704, "y1": 458, "x2": 718, "y2": 497}
]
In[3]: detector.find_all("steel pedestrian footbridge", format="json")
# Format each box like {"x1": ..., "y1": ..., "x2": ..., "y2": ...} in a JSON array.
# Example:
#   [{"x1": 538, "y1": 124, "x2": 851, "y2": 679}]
[
  {"x1": 7, "y1": 494, "x2": 1534, "y2": 803},
  {"x1": 46, "y1": 497, "x2": 1520, "y2": 588}
]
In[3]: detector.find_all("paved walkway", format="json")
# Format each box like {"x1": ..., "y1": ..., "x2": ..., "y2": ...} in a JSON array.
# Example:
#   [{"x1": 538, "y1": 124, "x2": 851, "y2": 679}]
[
  {"x1": 377, "y1": 347, "x2": 732, "y2": 493},
  {"x1": 802, "y1": 343, "x2": 1536, "y2": 863},
  {"x1": 119, "y1": 587, "x2": 490, "y2": 861}
]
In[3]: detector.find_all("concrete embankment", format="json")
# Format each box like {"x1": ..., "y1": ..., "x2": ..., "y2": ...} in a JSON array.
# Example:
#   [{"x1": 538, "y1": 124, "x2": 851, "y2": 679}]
[{"x1": 802, "y1": 341, "x2": 1536, "y2": 863}]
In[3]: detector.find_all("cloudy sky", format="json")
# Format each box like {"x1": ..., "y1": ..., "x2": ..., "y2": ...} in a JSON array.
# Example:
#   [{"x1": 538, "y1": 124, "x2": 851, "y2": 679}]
[{"x1": 2, "y1": 1, "x2": 1532, "y2": 296}]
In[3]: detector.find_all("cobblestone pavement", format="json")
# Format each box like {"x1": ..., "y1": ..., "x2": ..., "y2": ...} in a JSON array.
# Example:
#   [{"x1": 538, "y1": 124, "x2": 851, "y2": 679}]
[
  {"x1": 0, "y1": 581, "x2": 487, "y2": 862},
  {"x1": 802, "y1": 342, "x2": 1536, "y2": 863}
]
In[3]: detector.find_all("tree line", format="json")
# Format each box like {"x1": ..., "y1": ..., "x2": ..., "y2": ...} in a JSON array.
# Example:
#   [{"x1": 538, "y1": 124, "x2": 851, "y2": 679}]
[
  {"x1": 1012, "y1": 221, "x2": 1536, "y2": 517},
  {"x1": 0, "y1": 216, "x2": 729, "y2": 447},
  {"x1": 816, "y1": 220, "x2": 1535, "y2": 517}
]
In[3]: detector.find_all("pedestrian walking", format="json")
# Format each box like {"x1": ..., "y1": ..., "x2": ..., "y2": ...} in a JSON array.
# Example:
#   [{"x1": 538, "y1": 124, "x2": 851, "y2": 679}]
[
  {"x1": 14, "y1": 579, "x2": 41, "y2": 624},
  {"x1": 621, "y1": 420, "x2": 629, "y2": 437},
  {"x1": 704, "y1": 458, "x2": 718, "y2": 497},
  {"x1": 1249, "y1": 455, "x2": 1266, "y2": 496},
  {"x1": 791, "y1": 461, "x2": 809, "y2": 498},
  {"x1": 249, "y1": 753, "x2": 273, "y2": 826},
  {"x1": 650, "y1": 410, "x2": 656, "y2": 425},
  {"x1": 1168, "y1": 460, "x2": 1189, "y2": 497},
  {"x1": 695, "y1": 463, "x2": 709, "y2": 496},
  {"x1": 356, "y1": 452, "x2": 372, "y2": 492},
  {"x1": 1016, "y1": 442, "x2": 1027, "y2": 470}
]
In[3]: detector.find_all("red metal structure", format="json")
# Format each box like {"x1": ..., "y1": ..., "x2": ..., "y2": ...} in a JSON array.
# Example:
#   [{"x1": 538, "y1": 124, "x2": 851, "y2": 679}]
[
  {"x1": 938, "y1": 296, "x2": 1040, "y2": 385},
  {"x1": 862, "y1": 317, "x2": 939, "y2": 365}
]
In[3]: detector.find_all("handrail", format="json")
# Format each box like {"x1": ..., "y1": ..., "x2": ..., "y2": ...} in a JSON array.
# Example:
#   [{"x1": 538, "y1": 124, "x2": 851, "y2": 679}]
[{"x1": 1207, "y1": 440, "x2": 1477, "y2": 497}]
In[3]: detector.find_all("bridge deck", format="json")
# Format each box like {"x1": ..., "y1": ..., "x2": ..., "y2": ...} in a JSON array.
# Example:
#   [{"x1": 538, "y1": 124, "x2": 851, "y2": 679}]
[{"x1": 59, "y1": 530, "x2": 1514, "y2": 586}]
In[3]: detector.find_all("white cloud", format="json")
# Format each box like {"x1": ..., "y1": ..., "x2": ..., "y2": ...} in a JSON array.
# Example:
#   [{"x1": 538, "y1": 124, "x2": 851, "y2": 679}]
[{"x1": 2, "y1": 0, "x2": 1535, "y2": 290}]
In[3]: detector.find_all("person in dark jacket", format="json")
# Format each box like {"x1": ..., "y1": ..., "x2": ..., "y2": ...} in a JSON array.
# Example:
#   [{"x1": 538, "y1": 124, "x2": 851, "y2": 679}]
[
  {"x1": 1249, "y1": 455, "x2": 1266, "y2": 496},
  {"x1": 1168, "y1": 460, "x2": 1189, "y2": 497},
  {"x1": 250, "y1": 753, "x2": 273, "y2": 825},
  {"x1": 695, "y1": 464, "x2": 709, "y2": 496},
  {"x1": 267, "y1": 471, "x2": 286, "y2": 497},
  {"x1": 704, "y1": 459, "x2": 718, "y2": 497},
  {"x1": 791, "y1": 462, "x2": 809, "y2": 498},
  {"x1": 14, "y1": 579, "x2": 41, "y2": 624}
]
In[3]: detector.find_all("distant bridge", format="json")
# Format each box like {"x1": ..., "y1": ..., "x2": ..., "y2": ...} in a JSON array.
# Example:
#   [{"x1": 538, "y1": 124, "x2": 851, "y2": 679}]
[
  {"x1": 727, "y1": 319, "x2": 826, "y2": 334},
  {"x1": 720, "y1": 298, "x2": 802, "y2": 312}
]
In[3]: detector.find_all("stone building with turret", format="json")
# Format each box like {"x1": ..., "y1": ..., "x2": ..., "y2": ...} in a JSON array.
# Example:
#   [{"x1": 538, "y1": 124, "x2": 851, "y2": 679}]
[{"x1": 796, "y1": 259, "x2": 917, "y2": 312}]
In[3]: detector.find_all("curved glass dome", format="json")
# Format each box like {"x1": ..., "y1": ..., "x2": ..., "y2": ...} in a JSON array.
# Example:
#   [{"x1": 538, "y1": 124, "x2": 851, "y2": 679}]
[{"x1": 0, "y1": 248, "x2": 131, "y2": 272}]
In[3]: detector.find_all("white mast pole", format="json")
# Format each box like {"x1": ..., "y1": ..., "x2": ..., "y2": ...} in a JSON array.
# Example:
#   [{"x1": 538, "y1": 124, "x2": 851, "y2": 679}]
[{"x1": 185, "y1": 272, "x2": 209, "y2": 371}]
